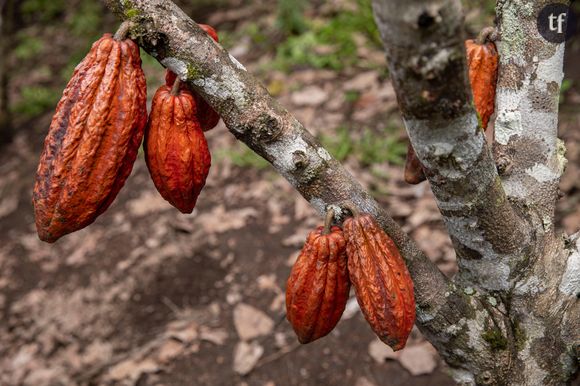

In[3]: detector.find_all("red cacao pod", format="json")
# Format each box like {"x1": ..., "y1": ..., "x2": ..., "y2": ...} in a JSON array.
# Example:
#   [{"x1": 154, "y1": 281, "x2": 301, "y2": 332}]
[
  {"x1": 286, "y1": 225, "x2": 350, "y2": 343},
  {"x1": 343, "y1": 212, "x2": 415, "y2": 351},
  {"x1": 33, "y1": 32, "x2": 147, "y2": 243},
  {"x1": 465, "y1": 33, "x2": 498, "y2": 130},
  {"x1": 165, "y1": 24, "x2": 220, "y2": 132},
  {"x1": 144, "y1": 81, "x2": 211, "y2": 213}
]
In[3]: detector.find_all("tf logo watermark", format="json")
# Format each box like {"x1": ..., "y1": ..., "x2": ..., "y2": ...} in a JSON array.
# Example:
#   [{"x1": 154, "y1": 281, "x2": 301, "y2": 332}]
[{"x1": 537, "y1": 3, "x2": 577, "y2": 43}]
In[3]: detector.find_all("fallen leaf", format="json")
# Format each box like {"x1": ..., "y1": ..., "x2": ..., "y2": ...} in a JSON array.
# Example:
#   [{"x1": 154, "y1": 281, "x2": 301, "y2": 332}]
[
  {"x1": 233, "y1": 341, "x2": 264, "y2": 375},
  {"x1": 233, "y1": 303, "x2": 275, "y2": 341},
  {"x1": 291, "y1": 86, "x2": 328, "y2": 107},
  {"x1": 368, "y1": 339, "x2": 399, "y2": 363},
  {"x1": 398, "y1": 341, "x2": 438, "y2": 375},
  {"x1": 199, "y1": 327, "x2": 229, "y2": 345}
]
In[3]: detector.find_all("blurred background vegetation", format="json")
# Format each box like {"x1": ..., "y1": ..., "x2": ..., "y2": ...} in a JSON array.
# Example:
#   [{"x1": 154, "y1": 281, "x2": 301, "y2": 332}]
[{"x1": 1, "y1": 0, "x2": 575, "y2": 169}]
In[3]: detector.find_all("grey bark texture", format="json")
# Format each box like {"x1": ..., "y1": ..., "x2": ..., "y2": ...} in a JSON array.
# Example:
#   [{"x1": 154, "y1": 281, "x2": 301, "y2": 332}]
[{"x1": 101, "y1": 0, "x2": 579, "y2": 385}]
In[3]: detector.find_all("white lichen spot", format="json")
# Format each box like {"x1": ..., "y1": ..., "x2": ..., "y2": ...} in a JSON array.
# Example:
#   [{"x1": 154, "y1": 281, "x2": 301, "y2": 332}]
[
  {"x1": 487, "y1": 296, "x2": 497, "y2": 307},
  {"x1": 450, "y1": 368, "x2": 476, "y2": 386},
  {"x1": 193, "y1": 66, "x2": 247, "y2": 107},
  {"x1": 317, "y1": 147, "x2": 332, "y2": 161},
  {"x1": 559, "y1": 238, "x2": 580, "y2": 296},
  {"x1": 160, "y1": 57, "x2": 188, "y2": 80},
  {"x1": 264, "y1": 133, "x2": 312, "y2": 185},
  {"x1": 518, "y1": 316, "x2": 548, "y2": 384},
  {"x1": 514, "y1": 275, "x2": 544, "y2": 296},
  {"x1": 535, "y1": 44, "x2": 565, "y2": 85},
  {"x1": 327, "y1": 204, "x2": 344, "y2": 221},
  {"x1": 309, "y1": 198, "x2": 327, "y2": 215},
  {"x1": 525, "y1": 163, "x2": 558, "y2": 183},
  {"x1": 495, "y1": 107, "x2": 523, "y2": 145},
  {"x1": 465, "y1": 309, "x2": 488, "y2": 350},
  {"x1": 446, "y1": 319, "x2": 464, "y2": 335},
  {"x1": 229, "y1": 53, "x2": 247, "y2": 71},
  {"x1": 464, "y1": 287, "x2": 475, "y2": 295}
]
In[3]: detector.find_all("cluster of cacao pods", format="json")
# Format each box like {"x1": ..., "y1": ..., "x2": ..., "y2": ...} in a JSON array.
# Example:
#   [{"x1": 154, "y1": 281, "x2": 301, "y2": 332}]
[
  {"x1": 404, "y1": 27, "x2": 499, "y2": 184},
  {"x1": 286, "y1": 207, "x2": 415, "y2": 351},
  {"x1": 33, "y1": 22, "x2": 221, "y2": 242}
]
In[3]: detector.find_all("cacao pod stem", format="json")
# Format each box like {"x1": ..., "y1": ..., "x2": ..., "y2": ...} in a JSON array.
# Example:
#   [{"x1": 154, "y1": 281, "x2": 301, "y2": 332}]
[
  {"x1": 171, "y1": 77, "x2": 182, "y2": 96},
  {"x1": 323, "y1": 208, "x2": 335, "y2": 235},
  {"x1": 113, "y1": 20, "x2": 133, "y2": 41},
  {"x1": 476, "y1": 26, "x2": 498, "y2": 45},
  {"x1": 342, "y1": 201, "x2": 361, "y2": 219}
]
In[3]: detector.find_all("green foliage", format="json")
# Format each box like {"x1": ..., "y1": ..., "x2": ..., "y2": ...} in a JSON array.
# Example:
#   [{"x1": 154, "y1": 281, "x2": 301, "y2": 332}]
[
  {"x1": 276, "y1": 0, "x2": 307, "y2": 35},
  {"x1": 21, "y1": 0, "x2": 65, "y2": 22},
  {"x1": 216, "y1": 144, "x2": 270, "y2": 170},
  {"x1": 14, "y1": 34, "x2": 43, "y2": 60},
  {"x1": 12, "y1": 86, "x2": 61, "y2": 118},
  {"x1": 67, "y1": 0, "x2": 102, "y2": 38},
  {"x1": 274, "y1": 0, "x2": 381, "y2": 71},
  {"x1": 358, "y1": 127, "x2": 406, "y2": 166},
  {"x1": 320, "y1": 126, "x2": 353, "y2": 161},
  {"x1": 559, "y1": 79, "x2": 573, "y2": 104},
  {"x1": 321, "y1": 126, "x2": 406, "y2": 166}
]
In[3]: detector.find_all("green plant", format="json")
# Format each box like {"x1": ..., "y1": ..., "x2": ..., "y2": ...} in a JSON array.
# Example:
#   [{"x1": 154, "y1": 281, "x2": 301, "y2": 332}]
[
  {"x1": 13, "y1": 86, "x2": 61, "y2": 118},
  {"x1": 320, "y1": 126, "x2": 354, "y2": 161},
  {"x1": 274, "y1": 0, "x2": 381, "y2": 71},
  {"x1": 14, "y1": 34, "x2": 44, "y2": 60},
  {"x1": 358, "y1": 128, "x2": 406, "y2": 166},
  {"x1": 276, "y1": 0, "x2": 307, "y2": 36},
  {"x1": 216, "y1": 144, "x2": 270, "y2": 170}
]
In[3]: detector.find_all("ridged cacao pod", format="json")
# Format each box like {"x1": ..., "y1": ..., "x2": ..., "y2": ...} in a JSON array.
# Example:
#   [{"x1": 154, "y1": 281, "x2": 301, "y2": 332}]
[
  {"x1": 165, "y1": 24, "x2": 220, "y2": 132},
  {"x1": 286, "y1": 226, "x2": 350, "y2": 343},
  {"x1": 404, "y1": 33, "x2": 499, "y2": 184},
  {"x1": 144, "y1": 82, "x2": 211, "y2": 213},
  {"x1": 33, "y1": 33, "x2": 147, "y2": 243},
  {"x1": 343, "y1": 213, "x2": 415, "y2": 351},
  {"x1": 465, "y1": 37, "x2": 498, "y2": 130}
]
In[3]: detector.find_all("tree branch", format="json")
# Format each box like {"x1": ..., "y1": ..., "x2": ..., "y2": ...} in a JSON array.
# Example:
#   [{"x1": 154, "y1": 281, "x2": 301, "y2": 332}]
[
  {"x1": 371, "y1": 0, "x2": 533, "y2": 292},
  {"x1": 101, "y1": 0, "x2": 495, "y2": 359},
  {"x1": 494, "y1": 0, "x2": 567, "y2": 233}
]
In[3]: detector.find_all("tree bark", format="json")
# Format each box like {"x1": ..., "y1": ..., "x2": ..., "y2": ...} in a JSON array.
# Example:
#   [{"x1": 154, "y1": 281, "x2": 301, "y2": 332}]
[{"x1": 100, "y1": 0, "x2": 579, "y2": 384}]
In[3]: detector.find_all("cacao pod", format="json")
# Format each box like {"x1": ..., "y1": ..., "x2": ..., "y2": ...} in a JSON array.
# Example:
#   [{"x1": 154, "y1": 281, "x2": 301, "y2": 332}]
[
  {"x1": 144, "y1": 80, "x2": 211, "y2": 213},
  {"x1": 33, "y1": 32, "x2": 147, "y2": 243},
  {"x1": 165, "y1": 24, "x2": 220, "y2": 132},
  {"x1": 465, "y1": 36, "x2": 498, "y2": 131},
  {"x1": 404, "y1": 143, "x2": 426, "y2": 185},
  {"x1": 343, "y1": 212, "x2": 415, "y2": 351},
  {"x1": 286, "y1": 225, "x2": 350, "y2": 343},
  {"x1": 404, "y1": 30, "x2": 499, "y2": 184}
]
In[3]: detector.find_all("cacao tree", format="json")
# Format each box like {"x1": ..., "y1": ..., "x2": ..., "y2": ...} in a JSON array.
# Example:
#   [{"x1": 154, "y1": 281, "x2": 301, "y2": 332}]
[{"x1": 98, "y1": 0, "x2": 578, "y2": 384}]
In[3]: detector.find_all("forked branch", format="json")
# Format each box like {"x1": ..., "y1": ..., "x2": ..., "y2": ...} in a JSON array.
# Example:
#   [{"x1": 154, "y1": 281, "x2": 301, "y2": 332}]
[{"x1": 101, "y1": 0, "x2": 493, "y2": 354}]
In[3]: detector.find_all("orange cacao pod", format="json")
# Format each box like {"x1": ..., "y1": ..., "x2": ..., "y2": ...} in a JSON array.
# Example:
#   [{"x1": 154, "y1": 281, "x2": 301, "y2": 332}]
[
  {"x1": 286, "y1": 225, "x2": 350, "y2": 343},
  {"x1": 343, "y1": 212, "x2": 415, "y2": 351},
  {"x1": 144, "y1": 81, "x2": 211, "y2": 213},
  {"x1": 165, "y1": 24, "x2": 220, "y2": 132},
  {"x1": 465, "y1": 35, "x2": 498, "y2": 130},
  {"x1": 33, "y1": 32, "x2": 147, "y2": 243}
]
